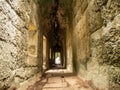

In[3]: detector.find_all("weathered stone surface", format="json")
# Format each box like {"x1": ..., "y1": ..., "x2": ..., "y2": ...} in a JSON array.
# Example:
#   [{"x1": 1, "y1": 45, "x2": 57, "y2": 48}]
[
  {"x1": 15, "y1": 67, "x2": 39, "y2": 82},
  {"x1": 0, "y1": 1, "x2": 27, "y2": 33},
  {"x1": 0, "y1": 0, "x2": 120, "y2": 89},
  {"x1": 109, "y1": 66, "x2": 120, "y2": 89},
  {"x1": 87, "y1": 0, "x2": 104, "y2": 34},
  {"x1": 0, "y1": 60, "x2": 11, "y2": 81},
  {"x1": 101, "y1": 0, "x2": 120, "y2": 23},
  {"x1": 0, "y1": 0, "x2": 41, "y2": 89},
  {"x1": 6, "y1": 0, "x2": 30, "y2": 22},
  {"x1": 66, "y1": 29, "x2": 73, "y2": 72},
  {"x1": 73, "y1": 0, "x2": 88, "y2": 26},
  {"x1": 72, "y1": 0, "x2": 120, "y2": 89},
  {"x1": 101, "y1": 13, "x2": 120, "y2": 89},
  {"x1": 102, "y1": 27, "x2": 120, "y2": 67},
  {"x1": 87, "y1": 28, "x2": 109, "y2": 89}
]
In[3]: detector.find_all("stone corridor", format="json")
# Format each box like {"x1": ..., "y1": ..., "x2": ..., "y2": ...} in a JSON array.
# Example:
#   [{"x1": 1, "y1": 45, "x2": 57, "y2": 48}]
[
  {"x1": 27, "y1": 75, "x2": 92, "y2": 90},
  {"x1": 27, "y1": 70, "x2": 92, "y2": 90},
  {"x1": 0, "y1": 0, "x2": 120, "y2": 90}
]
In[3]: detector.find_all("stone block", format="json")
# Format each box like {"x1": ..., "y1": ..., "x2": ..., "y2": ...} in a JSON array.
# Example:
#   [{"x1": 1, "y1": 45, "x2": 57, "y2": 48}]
[{"x1": 101, "y1": 0, "x2": 120, "y2": 23}]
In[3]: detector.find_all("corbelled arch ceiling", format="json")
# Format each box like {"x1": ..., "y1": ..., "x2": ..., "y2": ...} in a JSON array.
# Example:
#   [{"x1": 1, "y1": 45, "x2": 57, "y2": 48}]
[{"x1": 38, "y1": 0, "x2": 73, "y2": 48}]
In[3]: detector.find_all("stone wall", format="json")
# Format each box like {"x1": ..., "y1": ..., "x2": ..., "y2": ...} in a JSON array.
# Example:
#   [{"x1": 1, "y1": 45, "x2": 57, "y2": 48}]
[
  {"x1": 0, "y1": 0, "x2": 41, "y2": 89},
  {"x1": 72, "y1": 0, "x2": 90, "y2": 77},
  {"x1": 66, "y1": 27, "x2": 73, "y2": 71},
  {"x1": 72, "y1": 0, "x2": 120, "y2": 89},
  {"x1": 0, "y1": 0, "x2": 119, "y2": 89}
]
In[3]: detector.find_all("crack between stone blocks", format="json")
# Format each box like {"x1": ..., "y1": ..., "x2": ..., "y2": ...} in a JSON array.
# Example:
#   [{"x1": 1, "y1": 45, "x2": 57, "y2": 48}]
[
  {"x1": 1, "y1": 2, "x2": 28, "y2": 34},
  {"x1": 5, "y1": 0, "x2": 26, "y2": 22},
  {"x1": 15, "y1": 75, "x2": 25, "y2": 80},
  {"x1": 0, "y1": 37, "x2": 7, "y2": 42},
  {"x1": 90, "y1": 25, "x2": 103, "y2": 35},
  {"x1": 0, "y1": 36, "x2": 18, "y2": 47},
  {"x1": 2, "y1": 76, "x2": 10, "y2": 81}
]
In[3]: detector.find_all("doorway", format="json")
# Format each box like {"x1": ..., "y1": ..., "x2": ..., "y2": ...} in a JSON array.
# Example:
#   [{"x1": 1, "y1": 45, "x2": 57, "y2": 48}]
[{"x1": 55, "y1": 52, "x2": 61, "y2": 65}]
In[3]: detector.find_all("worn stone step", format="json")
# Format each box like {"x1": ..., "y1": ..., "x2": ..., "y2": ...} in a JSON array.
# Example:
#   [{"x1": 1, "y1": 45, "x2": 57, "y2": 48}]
[
  {"x1": 43, "y1": 82, "x2": 68, "y2": 88},
  {"x1": 43, "y1": 87, "x2": 71, "y2": 90}
]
